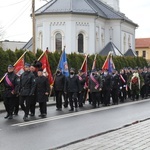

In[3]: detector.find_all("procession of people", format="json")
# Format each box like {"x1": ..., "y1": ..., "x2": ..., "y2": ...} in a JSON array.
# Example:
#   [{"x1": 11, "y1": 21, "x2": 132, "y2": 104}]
[{"x1": 1, "y1": 61, "x2": 150, "y2": 121}]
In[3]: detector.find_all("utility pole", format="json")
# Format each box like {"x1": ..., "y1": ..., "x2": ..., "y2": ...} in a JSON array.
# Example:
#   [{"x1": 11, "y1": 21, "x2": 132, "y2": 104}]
[{"x1": 32, "y1": 0, "x2": 36, "y2": 54}]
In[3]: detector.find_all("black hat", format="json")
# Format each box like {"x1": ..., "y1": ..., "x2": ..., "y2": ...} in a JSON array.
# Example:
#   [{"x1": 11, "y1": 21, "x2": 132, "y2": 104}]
[
  {"x1": 8, "y1": 64, "x2": 14, "y2": 68},
  {"x1": 24, "y1": 63, "x2": 30, "y2": 67},
  {"x1": 70, "y1": 67, "x2": 75, "y2": 72},
  {"x1": 38, "y1": 68, "x2": 43, "y2": 72},
  {"x1": 57, "y1": 67, "x2": 62, "y2": 71}
]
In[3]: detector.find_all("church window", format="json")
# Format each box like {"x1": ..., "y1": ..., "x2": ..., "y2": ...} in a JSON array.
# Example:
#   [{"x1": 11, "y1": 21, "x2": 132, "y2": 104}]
[
  {"x1": 78, "y1": 33, "x2": 84, "y2": 53},
  {"x1": 55, "y1": 33, "x2": 62, "y2": 52}
]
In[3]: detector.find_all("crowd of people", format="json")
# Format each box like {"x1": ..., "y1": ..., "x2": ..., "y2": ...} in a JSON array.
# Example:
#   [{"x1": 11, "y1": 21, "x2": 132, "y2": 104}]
[{"x1": 1, "y1": 62, "x2": 150, "y2": 121}]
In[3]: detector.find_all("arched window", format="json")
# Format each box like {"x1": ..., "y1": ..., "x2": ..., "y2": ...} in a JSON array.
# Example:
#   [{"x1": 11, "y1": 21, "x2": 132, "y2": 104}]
[
  {"x1": 55, "y1": 33, "x2": 62, "y2": 52},
  {"x1": 78, "y1": 33, "x2": 84, "y2": 53}
]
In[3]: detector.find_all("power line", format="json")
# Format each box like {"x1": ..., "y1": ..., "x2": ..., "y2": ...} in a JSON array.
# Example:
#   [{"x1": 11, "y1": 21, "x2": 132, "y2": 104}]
[
  {"x1": 0, "y1": 0, "x2": 26, "y2": 8},
  {"x1": 1, "y1": 0, "x2": 31, "y2": 34}
]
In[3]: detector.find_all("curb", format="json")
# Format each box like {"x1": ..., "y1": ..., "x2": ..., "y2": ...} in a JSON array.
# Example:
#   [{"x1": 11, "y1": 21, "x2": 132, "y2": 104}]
[{"x1": 0, "y1": 99, "x2": 56, "y2": 114}]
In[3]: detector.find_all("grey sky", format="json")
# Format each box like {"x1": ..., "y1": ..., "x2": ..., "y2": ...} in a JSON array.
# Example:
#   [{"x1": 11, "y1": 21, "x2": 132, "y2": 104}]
[{"x1": 0, "y1": 0, "x2": 149, "y2": 42}]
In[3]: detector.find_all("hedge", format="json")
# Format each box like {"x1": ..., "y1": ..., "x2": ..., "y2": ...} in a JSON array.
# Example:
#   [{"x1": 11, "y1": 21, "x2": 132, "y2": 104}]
[{"x1": 0, "y1": 48, "x2": 148, "y2": 78}]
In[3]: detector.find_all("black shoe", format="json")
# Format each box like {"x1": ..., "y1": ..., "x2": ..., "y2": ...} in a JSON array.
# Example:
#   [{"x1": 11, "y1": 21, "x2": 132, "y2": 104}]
[
  {"x1": 56, "y1": 108, "x2": 62, "y2": 111},
  {"x1": 41, "y1": 114, "x2": 47, "y2": 118},
  {"x1": 69, "y1": 109, "x2": 74, "y2": 111},
  {"x1": 29, "y1": 113, "x2": 35, "y2": 117},
  {"x1": 8, "y1": 115, "x2": 13, "y2": 119},
  {"x1": 13, "y1": 112, "x2": 18, "y2": 116},
  {"x1": 23, "y1": 115, "x2": 29, "y2": 121},
  {"x1": 4, "y1": 114, "x2": 9, "y2": 119},
  {"x1": 38, "y1": 114, "x2": 42, "y2": 117}
]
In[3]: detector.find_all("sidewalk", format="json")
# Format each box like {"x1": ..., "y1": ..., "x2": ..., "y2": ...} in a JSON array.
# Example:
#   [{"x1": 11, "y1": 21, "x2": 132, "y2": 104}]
[
  {"x1": 0, "y1": 96, "x2": 56, "y2": 113},
  {"x1": 57, "y1": 118, "x2": 150, "y2": 150}
]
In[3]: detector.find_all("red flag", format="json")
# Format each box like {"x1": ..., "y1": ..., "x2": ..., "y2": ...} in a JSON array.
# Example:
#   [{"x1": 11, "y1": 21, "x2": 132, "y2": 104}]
[
  {"x1": 0, "y1": 51, "x2": 27, "y2": 83},
  {"x1": 80, "y1": 55, "x2": 88, "y2": 74},
  {"x1": 92, "y1": 54, "x2": 97, "y2": 70},
  {"x1": 38, "y1": 51, "x2": 54, "y2": 85},
  {"x1": 102, "y1": 52, "x2": 115, "y2": 73},
  {"x1": 14, "y1": 51, "x2": 27, "y2": 76}
]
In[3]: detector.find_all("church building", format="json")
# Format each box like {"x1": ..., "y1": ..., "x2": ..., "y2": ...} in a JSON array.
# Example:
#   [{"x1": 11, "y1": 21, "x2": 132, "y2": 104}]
[{"x1": 34, "y1": 0, "x2": 138, "y2": 55}]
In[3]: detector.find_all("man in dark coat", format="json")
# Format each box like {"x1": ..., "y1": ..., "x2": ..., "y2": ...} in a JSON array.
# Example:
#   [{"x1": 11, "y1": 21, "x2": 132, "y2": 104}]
[
  {"x1": 2, "y1": 65, "x2": 19, "y2": 119},
  {"x1": 36, "y1": 68, "x2": 50, "y2": 118},
  {"x1": 53, "y1": 68, "x2": 65, "y2": 111},
  {"x1": 64, "y1": 68, "x2": 81, "y2": 111},
  {"x1": 19, "y1": 63, "x2": 36, "y2": 121},
  {"x1": 29, "y1": 64, "x2": 38, "y2": 116},
  {"x1": 88, "y1": 69, "x2": 102, "y2": 108},
  {"x1": 111, "y1": 69, "x2": 120, "y2": 105},
  {"x1": 102, "y1": 69, "x2": 112, "y2": 106},
  {"x1": 78, "y1": 69, "x2": 87, "y2": 107}
]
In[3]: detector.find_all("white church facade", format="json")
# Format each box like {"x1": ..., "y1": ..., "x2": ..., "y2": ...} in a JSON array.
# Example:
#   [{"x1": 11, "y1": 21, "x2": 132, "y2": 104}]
[{"x1": 34, "y1": 0, "x2": 138, "y2": 55}]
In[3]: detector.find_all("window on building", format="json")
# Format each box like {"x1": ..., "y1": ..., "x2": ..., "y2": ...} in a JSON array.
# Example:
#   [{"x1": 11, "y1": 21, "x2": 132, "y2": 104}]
[
  {"x1": 142, "y1": 51, "x2": 146, "y2": 58},
  {"x1": 136, "y1": 51, "x2": 139, "y2": 56},
  {"x1": 78, "y1": 33, "x2": 84, "y2": 53},
  {"x1": 55, "y1": 33, "x2": 62, "y2": 52}
]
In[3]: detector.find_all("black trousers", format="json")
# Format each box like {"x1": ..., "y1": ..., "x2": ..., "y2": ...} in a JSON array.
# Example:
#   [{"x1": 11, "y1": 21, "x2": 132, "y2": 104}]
[
  {"x1": 68, "y1": 92, "x2": 78, "y2": 109},
  {"x1": 103, "y1": 89, "x2": 111, "y2": 106},
  {"x1": 39, "y1": 102, "x2": 47, "y2": 115},
  {"x1": 19, "y1": 96, "x2": 31, "y2": 117},
  {"x1": 55, "y1": 91, "x2": 63, "y2": 109},
  {"x1": 14, "y1": 96, "x2": 19, "y2": 114},
  {"x1": 4, "y1": 97, "x2": 15, "y2": 115},
  {"x1": 91, "y1": 92, "x2": 100, "y2": 108},
  {"x1": 111, "y1": 88, "x2": 119, "y2": 104},
  {"x1": 29, "y1": 95, "x2": 36, "y2": 115},
  {"x1": 78, "y1": 91, "x2": 85, "y2": 107}
]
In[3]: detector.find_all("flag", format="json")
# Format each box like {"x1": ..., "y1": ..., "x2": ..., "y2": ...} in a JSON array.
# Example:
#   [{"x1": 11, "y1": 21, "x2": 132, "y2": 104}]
[
  {"x1": 102, "y1": 52, "x2": 115, "y2": 73},
  {"x1": 80, "y1": 55, "x2": 88, "y2": 74},
  {"x1": 0, "y1": 51, "x2": 27, "y2": 83},
  {"x1": 38, "y1": 51, "x2": 54, "y2": 85},
  {"x1": 92, "y1": 54, "x2": 97, "y2": 70},
  {"x1": 58, "y1": 49, "x2": 69, "y2": 77},
  {"x1": 14, "y1": 51, "x2": 27, "y2": 76}
]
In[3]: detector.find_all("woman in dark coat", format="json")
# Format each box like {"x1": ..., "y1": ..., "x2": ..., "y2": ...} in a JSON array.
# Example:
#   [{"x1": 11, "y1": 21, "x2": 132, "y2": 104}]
[{"x1": 36, "y1": 69, "x2": 50, "y2": 118}]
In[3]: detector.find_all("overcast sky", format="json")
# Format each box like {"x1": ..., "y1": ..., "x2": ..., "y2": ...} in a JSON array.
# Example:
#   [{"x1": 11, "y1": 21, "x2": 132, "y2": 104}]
[{"x1": 0, "y1": 0, "x2": 150, "y2": 42}]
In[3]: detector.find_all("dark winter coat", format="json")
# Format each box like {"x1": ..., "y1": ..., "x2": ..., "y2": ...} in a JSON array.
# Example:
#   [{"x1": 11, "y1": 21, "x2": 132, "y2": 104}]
[
  {"x1": 35, "y1": 76, "x2": 50, "y2": 102},
  {"x1": 53, "y1": 73, "x2": 65, "y2": 91},
  {"x1": 19, "y1": 71, "x2": 36, "y2": 96},
  {"x1": 3, "y1": 72, "x2": 19, "y2": 97},
  {"x1": 64, "y1": 75, "x2": 81, "y2": 93},
  {"x1": 88, "y1": 74, "x2": 102, "y2": 93}
]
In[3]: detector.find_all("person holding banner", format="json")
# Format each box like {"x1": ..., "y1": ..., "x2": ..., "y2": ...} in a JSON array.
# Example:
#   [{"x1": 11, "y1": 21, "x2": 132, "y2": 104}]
[
  {"x1": 64, "y1": 68, "x2": 81, "y2": 111},
  {"x1": 35, "y1": 68, "x2": 50, "y2": 118},
  {"x1": 19, "y1": 63, "x2": 36, "y2": 121},
  {"x1": 88, "y1": 69, "x2": 102, "y2": 108},
  {"x1": 2, "y1": 65, "x2": 19, "y2": 119},
  {"x1": 53, "y1": 67, "x2": 65, "y2": 111},
  {"x1": 78, "y1": 69, "x2": 87, "y2": 107}
]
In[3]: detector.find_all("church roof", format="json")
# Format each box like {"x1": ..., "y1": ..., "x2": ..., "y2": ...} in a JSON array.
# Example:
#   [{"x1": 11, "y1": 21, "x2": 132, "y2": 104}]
[
  {"x1": 22, "y1": 38, "x2": 32, "y2": 51},
  {"x1": 124, "y1": 48, "x2": 137, "y2": 57},
  {"x1": 35, "y1": 0, "x2": 137, "y2": 26},
  {"x1": 99, "y1": 42, "x2": 123, "y2": 56}
]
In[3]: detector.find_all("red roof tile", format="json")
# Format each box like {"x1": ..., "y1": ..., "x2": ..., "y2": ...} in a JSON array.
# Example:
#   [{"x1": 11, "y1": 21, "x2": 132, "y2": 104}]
[{"x1": 136, "y1": 38, "x2": 150, "y2": 48}]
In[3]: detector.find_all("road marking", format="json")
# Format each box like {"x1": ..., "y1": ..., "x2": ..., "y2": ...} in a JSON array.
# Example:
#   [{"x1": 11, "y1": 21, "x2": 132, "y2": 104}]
[{"x1": 11, "y1": 99, "x2": 150, "y2": 127}]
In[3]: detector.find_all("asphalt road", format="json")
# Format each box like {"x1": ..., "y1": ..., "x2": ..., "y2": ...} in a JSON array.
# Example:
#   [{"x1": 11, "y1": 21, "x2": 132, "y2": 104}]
[{"x1": 0, "y1": 99, "x2": 150, "y2": 150}]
